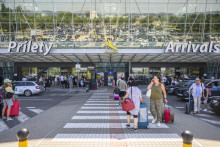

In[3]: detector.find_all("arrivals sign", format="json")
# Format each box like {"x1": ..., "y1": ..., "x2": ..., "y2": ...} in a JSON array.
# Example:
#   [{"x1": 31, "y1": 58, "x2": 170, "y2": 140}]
[
  {"x1": 8, "y1": 41, "x2": 53, "y2": 55},
  {"x1": 165, "y1": 41, "x2": 220, "y2": 53}
]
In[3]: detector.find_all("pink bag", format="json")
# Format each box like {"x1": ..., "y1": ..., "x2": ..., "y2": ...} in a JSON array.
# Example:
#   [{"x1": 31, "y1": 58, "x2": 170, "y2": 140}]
[{"x1": 122, "y1": 99, "x2": 135, "y2": 111}]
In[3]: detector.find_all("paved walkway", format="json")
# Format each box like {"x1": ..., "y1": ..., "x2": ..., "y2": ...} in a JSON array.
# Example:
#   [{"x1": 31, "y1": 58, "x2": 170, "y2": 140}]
[{"x1": 0, "y1": 86, "x2": 220, "y2": 147}]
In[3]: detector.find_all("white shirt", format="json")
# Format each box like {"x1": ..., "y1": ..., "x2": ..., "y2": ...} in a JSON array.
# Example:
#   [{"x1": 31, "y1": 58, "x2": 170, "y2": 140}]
[{"x1": 61, "y1": 76, "x2": 64, "y2": 81}]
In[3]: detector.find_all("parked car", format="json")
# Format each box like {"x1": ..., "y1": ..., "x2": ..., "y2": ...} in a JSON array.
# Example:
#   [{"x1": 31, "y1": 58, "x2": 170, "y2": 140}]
[
  {"x1": 209, "y1": 97, "x2": 220, "y2": 115},
  {"x1": 166, "y1": 80, "x2": 190, "y2": 95},
  {"x1": 177, "y1": 80, "x2": 220, "y2": 101},
  {"x1": 13, "y1": 81, "x2": 45, "y2": 97}
]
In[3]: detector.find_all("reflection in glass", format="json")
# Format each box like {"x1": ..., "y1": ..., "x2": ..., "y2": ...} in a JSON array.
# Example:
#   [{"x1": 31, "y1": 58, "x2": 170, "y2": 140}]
[{"x1": 0, "y1": 0, "x2": 220, "y2": 49}]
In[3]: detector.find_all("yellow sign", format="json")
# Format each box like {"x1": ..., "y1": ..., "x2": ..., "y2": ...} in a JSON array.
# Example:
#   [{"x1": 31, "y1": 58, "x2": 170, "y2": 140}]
[{"x1": 105, "y1": 39, "x2": 118, "y2": 53}]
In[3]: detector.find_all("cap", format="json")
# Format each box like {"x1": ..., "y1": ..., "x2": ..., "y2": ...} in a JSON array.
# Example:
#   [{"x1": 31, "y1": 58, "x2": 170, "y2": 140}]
[
  {"x1": 4, "y1": 79, "x2": 11, "y2": 83},
  {"x1": 195, "y1": 78, "x2": 200, "y2": 81}
]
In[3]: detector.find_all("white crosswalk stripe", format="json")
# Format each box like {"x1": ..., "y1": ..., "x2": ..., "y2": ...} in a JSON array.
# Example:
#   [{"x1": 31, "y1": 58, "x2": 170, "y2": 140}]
[
  {"x1": 52, "y1": 134, "x2": 181, "y2": 142},
  {"x1": 84, "y1": 103, "x2": 117, "y2": 105},
  {"x1": 64, "y1": 123, "x2": 169, "y2": 128},
  {"x1": 72, "y1": 115, "x2": 154, "y2": 120},
  {"x1": 17, "y1": 111, "x2": 30, "y2": 122},
  {"x1": 28, "y1": 109, "x2": 44, "y2": 114},
  {"x1": 0, "y1": 119, "x2": 9, "y2": 133}
]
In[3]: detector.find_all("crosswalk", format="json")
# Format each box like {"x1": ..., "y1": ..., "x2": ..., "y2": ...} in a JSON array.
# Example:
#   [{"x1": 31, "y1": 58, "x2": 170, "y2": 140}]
[
  {"x1": 52, "y1": 92, "x2": 182, "y2": 143},
  {"x1": 0, "y1": 107, "x2": 44, "y2": 133}
]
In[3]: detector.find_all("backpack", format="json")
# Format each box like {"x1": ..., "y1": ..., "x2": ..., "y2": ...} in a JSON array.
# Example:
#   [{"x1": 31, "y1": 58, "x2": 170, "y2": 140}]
[
  {"x1": 0, "y1": 89, "x2": 6, "y2": 99},
  {"x1": 0, "y1": 89, "x2": 13, "y2": 99}
]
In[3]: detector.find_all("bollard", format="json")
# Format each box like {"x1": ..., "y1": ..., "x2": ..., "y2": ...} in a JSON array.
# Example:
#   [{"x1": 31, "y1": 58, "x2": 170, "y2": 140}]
[
  {"x1": 17, "y1": 128, "x2": 29, "y2": 147},
  {"x1": 181, "y1": 130, "x2": 193, "y2": 147}
]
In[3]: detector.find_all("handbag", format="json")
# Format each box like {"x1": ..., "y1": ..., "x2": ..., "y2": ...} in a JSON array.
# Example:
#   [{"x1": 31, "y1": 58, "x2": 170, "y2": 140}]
[
  {"x1": 122, "y1": 86, "x2": 135, "y2": 111},
  {"x1": 146, "y1": 89, "x2": 151, "y2": 98}
]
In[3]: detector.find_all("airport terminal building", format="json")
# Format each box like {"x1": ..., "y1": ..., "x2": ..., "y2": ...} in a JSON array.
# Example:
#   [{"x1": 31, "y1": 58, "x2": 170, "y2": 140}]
[{"x1": 0, "y1": 0, "x2": 220, "y2": 84}]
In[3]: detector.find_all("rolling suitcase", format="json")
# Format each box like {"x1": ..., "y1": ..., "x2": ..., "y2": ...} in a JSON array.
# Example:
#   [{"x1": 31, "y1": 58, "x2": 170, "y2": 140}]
[
  {"x1": 138, "y1": 102, "x2": 149, "y2": 128},
  {"x1": 162, "y1": 104, "x2": 174, "y2": 123},
  {"x1": 185, "y1": 95, "x2": 194, "y2": 114},
  {"x1": 5, "y1": 100, "x2": 20, "y2": 116},
  {"x1": 114, "y1": 93, "x2": 119, "y2": 100}
]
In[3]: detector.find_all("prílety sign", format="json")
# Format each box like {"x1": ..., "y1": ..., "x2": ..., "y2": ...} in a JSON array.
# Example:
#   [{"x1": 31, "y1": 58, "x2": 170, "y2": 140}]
[
  {"x1": 165, "y1": 41, "x2": 220, "y2": 53},
  {"x1": 8, "y1": 41, "x2": 53, "y2": 55}
]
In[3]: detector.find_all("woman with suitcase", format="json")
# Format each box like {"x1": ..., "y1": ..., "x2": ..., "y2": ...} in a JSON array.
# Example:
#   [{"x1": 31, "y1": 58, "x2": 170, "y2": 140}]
[
  {"x1": 147, "y1": 76, "x2": 168, "y2": 127},
  {"x1": 1, "y1": 79, "x2": 14, "y2": 121},
  {"x1": 123, "y1": 81, "x2": 143, "y2": 131}
]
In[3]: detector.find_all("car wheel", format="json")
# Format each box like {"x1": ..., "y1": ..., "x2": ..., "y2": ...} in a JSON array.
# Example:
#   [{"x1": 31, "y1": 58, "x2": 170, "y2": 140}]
[{"x1": 24, "y1": 90, "x2": 32, "y2": 97}]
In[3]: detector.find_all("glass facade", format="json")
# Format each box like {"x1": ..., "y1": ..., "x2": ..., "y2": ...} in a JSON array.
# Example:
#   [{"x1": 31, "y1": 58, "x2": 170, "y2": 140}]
[
  {"x1": 1, "y1": 0, "x2": 220, "y2": 49},
  {"x1": 0, "y1": 62, "x2": 14, "y2": 84}
]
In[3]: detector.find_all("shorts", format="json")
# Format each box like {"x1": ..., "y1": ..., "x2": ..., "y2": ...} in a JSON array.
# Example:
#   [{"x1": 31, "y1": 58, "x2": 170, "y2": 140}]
[
  {"x1": 61, "y1": 81, "x2": 65, "y2": 85},
  {"x1": 119, "y1": 91, "x2": 126, "y2": 97},
  {"x1": 3, "y1": 99, "x2": 13, "y2": 107}
]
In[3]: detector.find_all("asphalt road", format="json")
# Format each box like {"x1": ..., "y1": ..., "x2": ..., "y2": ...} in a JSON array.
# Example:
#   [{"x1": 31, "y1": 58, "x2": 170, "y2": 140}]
[
  {"x1": 1, "y1": 86, "x2": 219, "y2": 134},
  {"x1": 0, "y1": 88, "x2": 78, "y2": 133},
  {"x1": 166, "y1": 94, "x2": 220, "y2": 128}
]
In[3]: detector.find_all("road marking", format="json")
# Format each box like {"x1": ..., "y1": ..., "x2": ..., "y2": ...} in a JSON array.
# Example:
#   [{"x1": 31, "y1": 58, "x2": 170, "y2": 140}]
[
  {"x1": 64, "y1": 123, "x2": 168, "y2": 128},
  {"x1": 77, "y1": 110, "x2": 151, "y2": 114},
  {"x1": 72, "y1": 115, "x2": 154, "y2": 120},
  {"x1": 52, "y1": 133, "x2": 180, "y2": 142},
  {"x1": 87, "y1": 101, "x2": 113, "y2": 102},
  {"x1": 78, "y1": 111, "x2": 125, "y2": 114},
  {"x1": 176, "y1": 107, "x2": 184, "y2": 109},
  {"x1": 84, "y1": 104, "x2": 117, "y2": 105},
  {"x1": 81, "y1": 107, "x2": 123, "y2": 109},
  {"x1": 29, "y1": 109, "x2": 44, "y2": 114},
  {"x1": 0, "y1": 119, "x2": 9, "y2": 133},
  {"x1": 88, "y1": 99, "x2": 110, "y2": 100},
  {"x1": 17, "y1": 111, "x2": 30, "y2": 123},
  {"x1": 200, "y1": 118, "x2": 220, "y2": 125},
  {"x1": 19, "y1": 99, "x2": 52, "y2": 101},
  {"x1": 196, "y1": 114, "x2": 212, "y2": 117},
  {"x1": 26, "y1": 107, "x2": 36, "y2": 109}
]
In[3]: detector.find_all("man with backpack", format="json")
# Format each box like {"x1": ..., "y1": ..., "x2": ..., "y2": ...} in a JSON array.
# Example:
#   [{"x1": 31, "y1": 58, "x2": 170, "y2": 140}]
[
  {"x1": 188, "y1": 78, "x2": 205, "y2": 114},
  {"x1": 117, "y1": 77, "x2": 127, "y2": 106},
  {"x1": 0, "y1": 79, "x2": 14, "y2": 121}
]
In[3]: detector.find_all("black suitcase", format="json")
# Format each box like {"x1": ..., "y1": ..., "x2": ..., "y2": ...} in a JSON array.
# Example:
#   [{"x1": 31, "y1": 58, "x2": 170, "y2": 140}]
[{"x1": 185, "y1": 95, "x2": 193, "y2": 114}]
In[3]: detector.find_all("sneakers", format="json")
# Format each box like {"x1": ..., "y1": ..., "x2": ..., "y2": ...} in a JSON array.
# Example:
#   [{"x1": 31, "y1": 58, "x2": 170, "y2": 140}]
[
  {"x1": 126, "y1": 124, "x2": 131, "y2": 128},
  {"x1": 2, "y1": 116, "x2": 6, "y2": 120},
  {"x1": 157, "y1": 122, "x2": 161, "y2": 127},
  {"x1": 151, "y1": 118, "x2": 157, "y2": 124},
  {"x1": 6, "y1": 117, "x2": 13, "y2": 121},
  {"x1": 132, "y1": 128, "x2": 138, "y2": 131},
  {"x1": 118, "y1": 103, "x2": 121, "y2": 106},
  {"x1": 203, "y1": 109, "x2": 207, "y2": 111}
]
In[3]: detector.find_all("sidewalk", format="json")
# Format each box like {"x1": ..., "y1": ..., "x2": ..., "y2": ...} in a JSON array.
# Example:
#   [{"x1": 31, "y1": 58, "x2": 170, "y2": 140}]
[{"x1": 0, "y1": 86, "x2": 220, "y2": 147}]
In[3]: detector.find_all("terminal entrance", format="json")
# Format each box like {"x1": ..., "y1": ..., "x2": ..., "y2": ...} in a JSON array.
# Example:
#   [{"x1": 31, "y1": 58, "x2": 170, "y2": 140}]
[{"x1": 95, "y1": 63, "x2": 129, "y2": 86}]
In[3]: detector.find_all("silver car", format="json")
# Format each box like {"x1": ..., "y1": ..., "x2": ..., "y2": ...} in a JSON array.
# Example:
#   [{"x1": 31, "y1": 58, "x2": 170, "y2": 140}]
[{"x1": 13, "y1": 81, "x2": 45, "y2": 96}]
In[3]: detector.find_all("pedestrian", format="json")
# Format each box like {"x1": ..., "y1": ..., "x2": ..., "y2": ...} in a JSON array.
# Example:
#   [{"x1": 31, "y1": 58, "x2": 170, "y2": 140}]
[
  {"x1": 68, "y1": 76, "x2": 73, "y2": 89},
  {"x1": 147, "y1": 75, "x2": 168, "y2": 127},
  {"x1": 54, "y1": 76, "x2": 58, "y2": 88},
  {"x1": 45, "y1": 76, "x2": 50, "y2": 90},
  {"x1": 117, "y1": 77, "x2": 127, "y2": 106},
  {"x1": 60, "y1": 75, "x2": 64, "y2": 88},
  {"x1": 188, "y1": 78, "x2": 205, "y2": 114},
  {"x1": 127, "y1": 76, "x2": 134, "y2": 88},
  {"x1": 123, "y1": 81, "x2": 143, "y2": 131},
  {"x1": 39, "y1": 76, "x2": 43, "y2": 84},
  {"x1": 0, "y1": 79, "x2": 14, "y2": 121},
  {"x1": 85, "y1": 78, "x2": 90, "y2": 92},
  {"x1": 201, "y1": 80, "x2": 209, "y2": 111}
]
